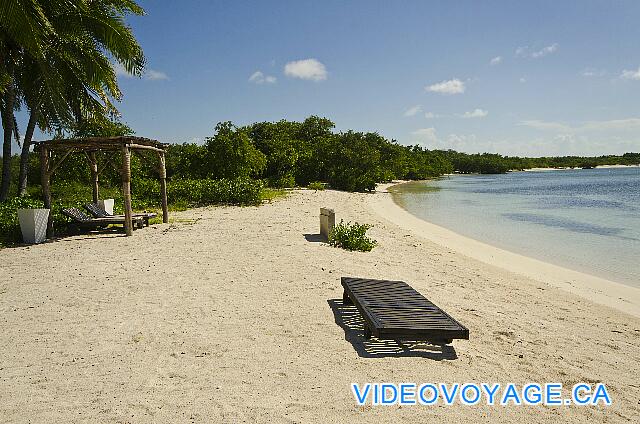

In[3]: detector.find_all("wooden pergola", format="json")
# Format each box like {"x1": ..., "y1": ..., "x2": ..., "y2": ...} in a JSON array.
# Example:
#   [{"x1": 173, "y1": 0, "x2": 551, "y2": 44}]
[{"x1": 34, "y1": 136, "x2": 169, "y2": 237}]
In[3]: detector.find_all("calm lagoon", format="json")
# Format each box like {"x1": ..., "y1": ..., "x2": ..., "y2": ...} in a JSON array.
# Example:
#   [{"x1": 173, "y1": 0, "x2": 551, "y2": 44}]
[{"x1": 391, "y1": 167, "x2": 640, "y2": 288}]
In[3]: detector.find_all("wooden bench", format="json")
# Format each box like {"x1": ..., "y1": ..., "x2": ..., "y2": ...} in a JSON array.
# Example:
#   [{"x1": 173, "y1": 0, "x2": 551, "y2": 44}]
[{"x1": 341, "y1": 277, "x2": 469, "y2": 345}]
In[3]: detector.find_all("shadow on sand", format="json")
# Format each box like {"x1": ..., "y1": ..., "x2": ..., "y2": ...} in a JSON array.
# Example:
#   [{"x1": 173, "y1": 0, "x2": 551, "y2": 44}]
[
  {"x1": 303, "y1": 233, "x2": 325, "y2": 243},
  {"x1": 327, "y1": 299, "x2": 458, "y2": 360},
  {"x1": 5, "y1": 228, "x2": 128, "y2": 249}
]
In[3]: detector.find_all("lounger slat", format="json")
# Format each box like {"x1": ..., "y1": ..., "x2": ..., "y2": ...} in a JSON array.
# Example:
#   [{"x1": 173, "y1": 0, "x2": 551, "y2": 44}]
[
  {"x1": 63, "y1": 207, "x2": 144, "y2": 233},
  {"x1": 341, "y1": 276, "x2": 469, "y2": 344},
  {"x1": 84, "y1": 203, "x2": 156, "y2": 227}
]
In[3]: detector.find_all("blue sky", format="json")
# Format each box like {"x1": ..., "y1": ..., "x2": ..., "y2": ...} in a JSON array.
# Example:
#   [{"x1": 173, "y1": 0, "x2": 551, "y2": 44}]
[{"x1": 33, "y1": 1, "x2": 640, "y2": 156}]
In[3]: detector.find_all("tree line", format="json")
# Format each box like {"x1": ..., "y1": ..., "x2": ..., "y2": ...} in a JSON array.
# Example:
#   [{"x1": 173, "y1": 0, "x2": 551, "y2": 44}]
[
  {"x1": 2, "y1": 115, "x2": 639, "y2": 198},
  {"x1": 161, "y1": 116, "x2": 638, "y2": 191}
]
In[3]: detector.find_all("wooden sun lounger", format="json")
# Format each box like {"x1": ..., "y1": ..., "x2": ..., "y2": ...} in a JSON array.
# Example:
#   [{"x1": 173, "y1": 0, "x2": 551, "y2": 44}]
[
  {"x1": 341, "y1": 277, "x2": 469, "y2": 345},
  {"x1": 62, "y1": 207, "x2": 144, "y2": 233},
  {"x1": 84, "y1": 203, "x2": 157, "y2": 226}
]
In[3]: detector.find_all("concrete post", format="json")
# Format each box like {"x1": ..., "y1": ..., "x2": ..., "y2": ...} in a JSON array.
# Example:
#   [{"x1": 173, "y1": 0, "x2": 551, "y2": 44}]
[{"x1": 320, "y1": 207, "x2": 335, "y2": 240}]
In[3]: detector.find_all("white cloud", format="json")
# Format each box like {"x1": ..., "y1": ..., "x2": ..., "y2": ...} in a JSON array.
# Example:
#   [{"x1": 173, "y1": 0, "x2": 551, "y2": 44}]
[
  {"x1": 284, "y1": 58, "x2": 327, "y2": 81},
  {"x1": 114, "y1": 62, "x2": 129, "y2": 77},
  {"x1": 490, "y1": 56, "x2": 502, "y2": 65},
  {"x1": 410, "y1": 109, "x2": 488, "y2": 119},
  {"x1": 459, "y1": 133, "x2": 637, "y2": 156},
  {"x1": 442, "y1": 133, "x2": 479, "y2": 151},
  {"x1": 519, "y1": 117, "x2": 640, "y2": 132},
  {"x1": 425, "y1": 78, "x2": 465, "y2": 95},
  {"x1": 519, "y1": 77, "x2": 527, "y2": 83},
  {"x1": 408, "y1": 124, "x2": 640, "y2": 156},
  {"x1": 114, "y1": 63, "x2": 168, "y2": 81},
  {"x1": 582, "y1": 68, "x2": 606, "y2": 77},
  {"x1": 249, "y1": 71, "x2": 276, "y2": 84},
  {"x1": 516, "y1": 43, "x2": 558, "y2": 59},
  {"x1": 411, "y1": 127, "x2": 479, "y2": 151},
  {"x1": 146, "y1": 69, "x2": 169, "y2": 81},
  {"x1": 403, "y1": 105, "x2": 422, "y2": 117},
  {"x1": 411, "y1": 128, "x2": 439, "y2": 146},
  {"x1": 519, "y1": 120, "x2": 572, "y2": 132},
  {"x1": 462, "y1": 108, "x2": 489, "y2": 118},
  {"x1": 583, "y1": 118, "x2": 640, "y2": 131},
  {"x1": 621, "y1": 67, "x2": 640, "y2": 80},
  {"x1": 515, "y1": 46, "x2": 527, "y2": 57},
  {"x1": 531, "y1": 43, "x2": 558, "y2": 58},
  {"x1": 248, "y1": 71, "x2": 263, "y2": 82}
]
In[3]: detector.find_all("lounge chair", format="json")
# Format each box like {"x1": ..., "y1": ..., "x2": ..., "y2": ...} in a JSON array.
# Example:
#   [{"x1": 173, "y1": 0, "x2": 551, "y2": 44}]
[
  {"x1": 84, "y1": 203, "x2": 157, "y2": 227},
  {"x1": 341, "y1": 277, "x2": 469, "y2": 345},
  {"x1": 62, "y1": 207, "x2": 144, "y2": 234}
]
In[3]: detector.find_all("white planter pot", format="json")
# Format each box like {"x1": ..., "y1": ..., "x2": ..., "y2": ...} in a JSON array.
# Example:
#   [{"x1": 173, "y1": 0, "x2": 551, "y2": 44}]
[
  {"x1": 18, "y1": 208, "x2": 49, "y2": 244},
  {"x1": 98, "y1": 198, "x2": 114, "y2": 215}
]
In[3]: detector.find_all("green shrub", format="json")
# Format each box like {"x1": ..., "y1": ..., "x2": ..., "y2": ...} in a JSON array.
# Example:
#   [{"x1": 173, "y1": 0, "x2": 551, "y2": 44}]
[
  {"x1": 167, "y1": 177, "x2": 263, "y2": 206},
  {"x1": 204, "y1": 122, "x2": 267, "y2": 179},
  {"x1": 267, "y1": 173, "x2": 296, "y2": 189},
  {"x1": 328, "y1": 220, "x2": 377, "y2": 252},
  {"x1": 260, "y1": 188, "x2": 288, "y2": 202},
  {"x1": 131, "y1": 178, "x2": 161, "y2": 210},
  {"x1": 323, "y1": 131, "x2": 384, "y2": 192},
  {"x1": 307, "y1": 181, "x2": 326, "y2": 191},
  {"x1": 0, "y1": 197, "x2": 45, "y2": 246}
]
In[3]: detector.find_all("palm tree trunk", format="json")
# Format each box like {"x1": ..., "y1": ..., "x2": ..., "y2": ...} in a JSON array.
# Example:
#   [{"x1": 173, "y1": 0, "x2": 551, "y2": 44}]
[
  {"x1": 0, "y1": 83, "x2": 16, "y2": 202},
  {"x1": 18, "y1": 107, "x2": 38, "y2": 196}
]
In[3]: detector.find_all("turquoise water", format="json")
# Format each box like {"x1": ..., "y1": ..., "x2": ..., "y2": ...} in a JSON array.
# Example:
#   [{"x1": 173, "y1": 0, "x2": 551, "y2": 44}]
[{"x1": 391, "y1": 167, "x2": 640, "y2": 288}]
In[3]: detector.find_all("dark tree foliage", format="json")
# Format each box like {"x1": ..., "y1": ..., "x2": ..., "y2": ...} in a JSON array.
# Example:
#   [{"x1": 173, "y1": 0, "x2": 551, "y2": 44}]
[
  {"x1": 244, "y1": 120, "x2": 300, "y2": 188},
  {"x1": 6, "y1": 116, "x2": 639, "y2": 199},
  {"x1": 159, "y1": 116, "x2": 639, "y2": 192},
  {"x1": 204, "y1": 122, "x2": 266, "y2": 180}
]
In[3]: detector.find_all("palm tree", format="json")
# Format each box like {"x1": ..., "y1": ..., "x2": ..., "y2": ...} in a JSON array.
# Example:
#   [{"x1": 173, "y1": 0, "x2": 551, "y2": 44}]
[{"x1": 0, "y1": 0, "x2": 146, "y2": 201}]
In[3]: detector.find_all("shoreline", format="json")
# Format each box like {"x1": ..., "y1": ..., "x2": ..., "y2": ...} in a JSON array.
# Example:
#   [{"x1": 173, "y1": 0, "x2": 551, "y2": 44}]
[
  {"x1": 371, "y1": 182, "x2": 640, "y2": 318},
  {"x1": 519, "y1": 164, "x2": 640, "y2": 172}
]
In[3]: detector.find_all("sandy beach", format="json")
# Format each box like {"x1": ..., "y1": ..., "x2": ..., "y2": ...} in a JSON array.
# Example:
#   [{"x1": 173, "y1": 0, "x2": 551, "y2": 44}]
[{"x1": 1, "y1": 187, "x2": 639, "y2": 423}]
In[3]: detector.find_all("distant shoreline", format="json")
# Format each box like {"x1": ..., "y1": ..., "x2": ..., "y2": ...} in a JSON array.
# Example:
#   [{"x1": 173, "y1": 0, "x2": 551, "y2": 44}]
[
  {"x1": 518, "y1": 163, "x2": 640, "y2": 172},
  {"x1": 372, "y1": 181, "x2": 640, "y2": 318}
]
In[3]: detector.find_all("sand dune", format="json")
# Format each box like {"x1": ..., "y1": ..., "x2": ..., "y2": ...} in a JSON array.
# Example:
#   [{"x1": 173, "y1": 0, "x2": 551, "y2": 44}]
[{"x1": 1, "y1": 188, "x2": 639, "y2": 422}]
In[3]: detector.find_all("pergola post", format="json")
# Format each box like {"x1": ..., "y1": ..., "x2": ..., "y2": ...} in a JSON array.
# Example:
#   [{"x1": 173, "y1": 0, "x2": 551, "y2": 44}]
[
  {"x1": 40, "y1": 147, "x2": 53, "y2": 237},
  {"x1": 121, "y1": 145, "x2": 133, "y2": 236},
  {"x1": 158, "y1": 151, "x2": 169, "y2": 223},
  {"x1": 89, "y1": 151, "x2": 99, "y2": 204}
]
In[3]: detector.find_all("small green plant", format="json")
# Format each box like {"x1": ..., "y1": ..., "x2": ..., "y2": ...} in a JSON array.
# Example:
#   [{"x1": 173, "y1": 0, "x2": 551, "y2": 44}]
[
  {"x1": 260, "y1": 188, "x2": 288, "y2": 203},
  {"x1": 328, "y1": 220, "x2": 377, "y2": 252},
  {"x1": 307, "y1": 181, "x2": 326, "y2": 191},
  {"x1": 167, "y1": 177, "x2": 263, "y2": 206}
]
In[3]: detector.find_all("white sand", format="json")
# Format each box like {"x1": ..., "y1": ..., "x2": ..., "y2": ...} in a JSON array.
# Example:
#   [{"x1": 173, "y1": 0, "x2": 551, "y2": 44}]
[{"x1": 1, "y1": 188, "x2": 639, "y2": 423}]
